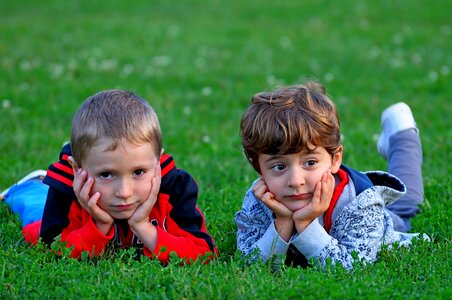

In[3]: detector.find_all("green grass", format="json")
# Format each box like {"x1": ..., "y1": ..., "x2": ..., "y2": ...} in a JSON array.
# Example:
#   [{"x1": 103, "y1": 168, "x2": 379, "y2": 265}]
[{"x1": 1, "y1": 0, "x2": 451, "y2": 298}]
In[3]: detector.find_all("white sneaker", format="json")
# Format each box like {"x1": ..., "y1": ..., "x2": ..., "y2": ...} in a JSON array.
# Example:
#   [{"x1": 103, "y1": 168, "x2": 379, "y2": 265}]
[
  {"x1": 377, "y1": 102, "x2": 418, "y2": 159},
  {"x1": 0, "y1": 170, "x2": 47, "y2": 200}
]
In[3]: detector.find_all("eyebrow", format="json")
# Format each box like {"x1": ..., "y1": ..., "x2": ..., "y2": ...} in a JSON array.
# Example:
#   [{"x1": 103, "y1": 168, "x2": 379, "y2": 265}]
[{"x1": 263, "y1": 149, "x2": 324, "y2": 163}]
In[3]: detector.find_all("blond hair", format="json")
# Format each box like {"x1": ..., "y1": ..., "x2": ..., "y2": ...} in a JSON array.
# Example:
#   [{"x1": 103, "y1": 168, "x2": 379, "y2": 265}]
[
  {"x1": 240, "y1": 81, "x2": 341, "y2": 173},
  {"x1": 70, "y1": 90, "x2": 162, "y2": 166}
]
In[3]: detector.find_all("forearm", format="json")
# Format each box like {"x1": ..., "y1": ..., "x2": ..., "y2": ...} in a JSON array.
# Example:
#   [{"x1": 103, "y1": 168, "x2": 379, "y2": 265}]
[
  {"x1": 61, "y1": 218, "x2": 114, "y2": 258},
  {"x1": 291, "y1": 217, "x2": 383, "y2": 269},
  {"x1": 129, "y1": 222, "x2": 158, "y2": 254},
  {"x1": 274, "y1": 217, "x2": 294, "y2": 242}
]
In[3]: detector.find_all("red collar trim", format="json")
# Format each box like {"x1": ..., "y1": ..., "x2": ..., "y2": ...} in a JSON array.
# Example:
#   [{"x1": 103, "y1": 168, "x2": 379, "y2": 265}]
[{"x1": 323, "y1": 168, "x2": 349, "y2": 233}]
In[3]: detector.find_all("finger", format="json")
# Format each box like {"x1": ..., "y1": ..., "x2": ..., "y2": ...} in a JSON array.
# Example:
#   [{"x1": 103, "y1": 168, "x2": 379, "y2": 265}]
[
  {"x1": 87, "y1": 192, "x2": 101, "y2": 208},
  {"x1": 312, "y1": 181, "x2": 322, "y2": 205},
  {"x1": 253, "y1": 180, "x2": 268, "y2": 199},
  {"x1": 72, "y1": 169, "x2": 85, "y2": 193},
  {"x1": 79, "y1": 176, "x2": 95, "y2": 203},
  {"x1": 321, "y1": 170, "x2": 334, "y2": 201},
  {"x1": 261, "y1": 191, "x2": 274, "y2": 204},
  {"x1": 147, "y1": 164, "x2": 161, "y2": 204}
]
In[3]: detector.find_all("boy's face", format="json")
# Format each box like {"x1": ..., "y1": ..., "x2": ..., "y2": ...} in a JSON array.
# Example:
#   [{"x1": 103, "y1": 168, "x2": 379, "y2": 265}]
[
  {"x1": 257, "y1": 145, "x2": 342, "y2": 211},
  {"x1": 81, "y1": 138, "x2": 160, "y2": 220}
]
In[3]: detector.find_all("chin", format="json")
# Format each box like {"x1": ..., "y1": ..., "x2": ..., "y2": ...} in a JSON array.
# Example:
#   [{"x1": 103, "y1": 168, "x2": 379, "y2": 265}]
[
  {"x1": 283, "y1": 202, "x2": 309, "y2": 212},
  {"x1": 111, "y1": 212, "x2": 134, "y2": 220}
]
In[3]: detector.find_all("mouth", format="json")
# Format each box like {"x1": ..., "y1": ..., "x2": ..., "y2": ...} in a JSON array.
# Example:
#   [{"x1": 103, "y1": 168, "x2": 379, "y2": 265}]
[
  {"x1": 114, "y1": 204, "x2": 135, "y2": 211},
  {"x1": 287, "y1": 193, "x2": 312, "y2": 200}
]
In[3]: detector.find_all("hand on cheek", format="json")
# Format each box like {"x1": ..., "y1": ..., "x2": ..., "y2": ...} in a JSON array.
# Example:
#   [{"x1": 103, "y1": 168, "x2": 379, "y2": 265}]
[
  {"x1": 73, "y1": 168, "x2": 114, "y2": 231},
  {"x1": 253, "y1": 178, "x2": 292, "y2": 219},
  {"x1": 293, "y1": 169, "x2": 335, "y2": 233},
  {"x1": 129, "y1": 163, "x2": 161, "y2": 228},
  {"x1": 253, "y1": 178, "x2": 294, "y2": 242}
]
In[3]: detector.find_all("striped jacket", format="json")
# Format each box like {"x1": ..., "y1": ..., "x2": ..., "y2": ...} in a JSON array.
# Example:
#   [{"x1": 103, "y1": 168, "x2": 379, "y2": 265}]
[{"x1": 41, "y1": 143, "x2": 217, "y2": 263}]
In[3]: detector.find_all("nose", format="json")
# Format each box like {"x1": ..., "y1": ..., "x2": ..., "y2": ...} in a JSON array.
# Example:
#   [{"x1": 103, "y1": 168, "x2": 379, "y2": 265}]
[
  {"x1": 288, "y1": 166, "x2": 305, "y2": 188},
  {"x1": 115, "y1": 177, "x2": 132, "y2": 199}
]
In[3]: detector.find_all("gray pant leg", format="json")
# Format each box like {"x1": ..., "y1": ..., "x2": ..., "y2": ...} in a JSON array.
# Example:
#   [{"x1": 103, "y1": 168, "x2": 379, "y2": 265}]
[{"x1": 386, "y1": 129, "x2": 424, "y2": 232}]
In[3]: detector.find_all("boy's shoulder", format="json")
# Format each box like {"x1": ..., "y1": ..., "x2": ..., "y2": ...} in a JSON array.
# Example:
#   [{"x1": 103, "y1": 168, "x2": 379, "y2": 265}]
[{"x1": 341, "y1": 165, "x2": 405, "y2": 194}]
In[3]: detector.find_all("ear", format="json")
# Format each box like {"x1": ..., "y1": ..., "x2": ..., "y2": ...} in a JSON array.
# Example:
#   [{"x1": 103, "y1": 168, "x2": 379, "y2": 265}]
[
  {"x1": 68, "y1": 156, "x2": 80, "y2": 173},
  {"x1": 330, "y1": 146, "x2": 343, "y2": 174}
]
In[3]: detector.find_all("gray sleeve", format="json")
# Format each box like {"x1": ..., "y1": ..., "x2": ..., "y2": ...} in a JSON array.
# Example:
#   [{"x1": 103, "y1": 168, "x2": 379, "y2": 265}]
[
  {"x1": 291, "y1": 193, "x2": 387, "y2": 269},
  {"x1": 235, "y1": 187, "x2": 289, "y2": 264}
]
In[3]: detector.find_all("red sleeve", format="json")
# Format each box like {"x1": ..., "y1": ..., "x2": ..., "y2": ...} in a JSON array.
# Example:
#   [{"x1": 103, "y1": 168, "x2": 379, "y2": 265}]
[
  {"x1": 141, "y1": 193, "x2": 217, "y2": 263},
  {"x1": 61, "y1": 201, "x2": 114, "y2": 258},
  {"x1": 142, "y1": 156, "x2": 218, "y2": 263}
]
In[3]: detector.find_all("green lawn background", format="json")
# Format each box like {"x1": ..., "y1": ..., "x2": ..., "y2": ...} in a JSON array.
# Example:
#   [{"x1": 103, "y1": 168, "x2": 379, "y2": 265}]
[{"x1": 1, "y1": 0, "x2": 451, "y2": 299}]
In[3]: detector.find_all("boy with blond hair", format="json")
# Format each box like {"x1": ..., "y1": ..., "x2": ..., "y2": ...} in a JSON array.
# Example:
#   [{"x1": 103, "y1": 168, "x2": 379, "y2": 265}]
[{"x1": 3, "y1": 90, "x2": 217, "y2": 263}]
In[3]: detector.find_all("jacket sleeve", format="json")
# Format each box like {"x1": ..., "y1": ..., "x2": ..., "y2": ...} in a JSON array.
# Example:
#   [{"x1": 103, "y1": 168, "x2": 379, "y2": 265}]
[
  {"x1": 40, "y1": 143, "x2": 75, "y2": 246},
  {"x1": 291, "y1": 191, "x2": 388, "y2": 270},
  {"x1": 143, "y1": 154, "x2": 218, "y2": 263},
  {"x1": 60, "y1": 201, "x2": 114, "y2": 258},
  {"x1": 235, "y1": 185, "x2": 290, "y2": 265}
]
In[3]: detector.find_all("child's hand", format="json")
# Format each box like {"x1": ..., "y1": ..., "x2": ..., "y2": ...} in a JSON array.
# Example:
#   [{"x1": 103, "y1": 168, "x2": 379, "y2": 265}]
[
  {"x1": 253, "y1": 178, "x2": 294, "y2": 241},
  {"x1": 73, "y1": 168, "x2": 114, "y2": 228},
  {"x1": 253, "y1": 178, "x2": 293, "y2": 219},
  {"x1": 128, "y1": 163, "x2": 161, "y2": 228},
  {"x1": 293, "y1": 169, "x2": 335, "y2": 233}
]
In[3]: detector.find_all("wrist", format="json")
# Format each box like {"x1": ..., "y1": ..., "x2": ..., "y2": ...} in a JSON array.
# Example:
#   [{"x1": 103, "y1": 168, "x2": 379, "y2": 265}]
[
  {"x1": 93, "y1": 219, "x2": 113, "y2": 235},
  {"x1": 129, "y1": 219, "x2": 151, "y2": 234},
  {"x1": 129, "y1": 221, "x2": 158, "y2": 252},
  {"x1": 294, "y1": 219, "x2": 313, "y2": 233},
  {"x1": 274, "y1": 217, "x2": 294, "y2": 242}
]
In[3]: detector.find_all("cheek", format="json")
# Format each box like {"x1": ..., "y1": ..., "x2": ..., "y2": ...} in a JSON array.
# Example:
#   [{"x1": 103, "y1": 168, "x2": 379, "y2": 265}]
[
  {"x1": 91, "y1": 181, "x2": 107, "y2": 196},
  {"x1": 137, "y1": 182, "x2": 153, "y2": 200},
  {"x1": 263, "y1": 176, "x2": 284, "y2": 196}
]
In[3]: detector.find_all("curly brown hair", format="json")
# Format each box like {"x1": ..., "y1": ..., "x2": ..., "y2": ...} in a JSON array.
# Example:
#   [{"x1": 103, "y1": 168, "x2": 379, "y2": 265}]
[{"x1": 240, "y1": 81, "x2": 341, "y2": 173}]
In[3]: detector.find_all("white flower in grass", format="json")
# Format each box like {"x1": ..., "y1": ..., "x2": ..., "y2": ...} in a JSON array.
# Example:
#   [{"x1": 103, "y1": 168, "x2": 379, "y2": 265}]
[
  {"x1": 389, "y1": 57, "x2": 404, "y2": 69},
  {"x1": 359, "y1": 18, "x2": 370, "y2": 29},
  {"x1": 324, "y1": 73, "x2": 334, "y2": 83},
  {"x1": 392, "y1": 33, "x2": 404, "y2": 45},
  {"x1": 153, "y1": 56, "x2": 171, "y2": 67},
  {"x1": 202, "y1": 135, "x2": 211, "y2": 143},
  {"x1": 19, "y1": 82, "x2": 29, "y2": 91},
  {"x1": 267, "y1": 75, "x2": 284, "y2": 87},
  {"x1": 88, "y1": 58, "x2": 98, "y2": 71},
  {"x1": 440, "y1": 66, "x2": 449, "y2": 76},
  {"x1": 49, "y1": 64, "x2": 65, "y2": 79},
  {"x1": 411, "y1": 53, "x2": 422, "y2": 64},
  {"x1": 183, "y1": 106, "x2": 191, "y2": 115},
  {"x1": 279, "y1": 36, "x2": 292, "y2": 49},
  {"x1": 201, "y1": 86, "x2": 212, "y2": 96},
  {"x1": 367, "y1": 47, "x2": 381, "y2": 60},
  {"x1": 428, "y1": 71, "x2": 438, "y2": 82},
  {"x1": 98, "y1": 59, "x2": 118, "y2": 71},
  {"x1": 121, "y1": 64, "x2": 134, "y2": 77},
  {"x1": 20, "y1": 60, "x2": 33, "y2": 71},
  {"x1": 2, "y1": 99, "x2": 11, "y2": 109},
  {"x1": 67, "y1": 58, "x2": 79, "y2": 71},
  {"x1": 195, "y1": 57, "x2": 206, "y2": 69}
]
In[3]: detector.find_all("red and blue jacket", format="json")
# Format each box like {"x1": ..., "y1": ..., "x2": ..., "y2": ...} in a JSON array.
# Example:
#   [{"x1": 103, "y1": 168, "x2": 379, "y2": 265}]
[{"x1": 40, "y1": 143, "x2": 217, "y2": 263}]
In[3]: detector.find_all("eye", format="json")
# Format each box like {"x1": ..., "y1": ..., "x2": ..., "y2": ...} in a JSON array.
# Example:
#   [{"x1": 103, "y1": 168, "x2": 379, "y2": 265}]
[
  {"x1": 133, "y1": 169, "x2": 145, "y2": 176},
  {"x1": 271, "y1": 163, "x2": 286, "y2": 172},
  {"x1": 99, "y1": 172, "x2": 112, "y2": 179},
  {"x1": 304, "y1": 160, "x2": 317, "y2": 167}
]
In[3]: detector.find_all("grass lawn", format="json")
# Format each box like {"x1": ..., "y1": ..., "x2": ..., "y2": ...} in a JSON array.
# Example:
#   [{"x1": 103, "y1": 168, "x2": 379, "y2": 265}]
[{"x1": 1, "y1": 0, "x2": 451, "y2": 298}]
